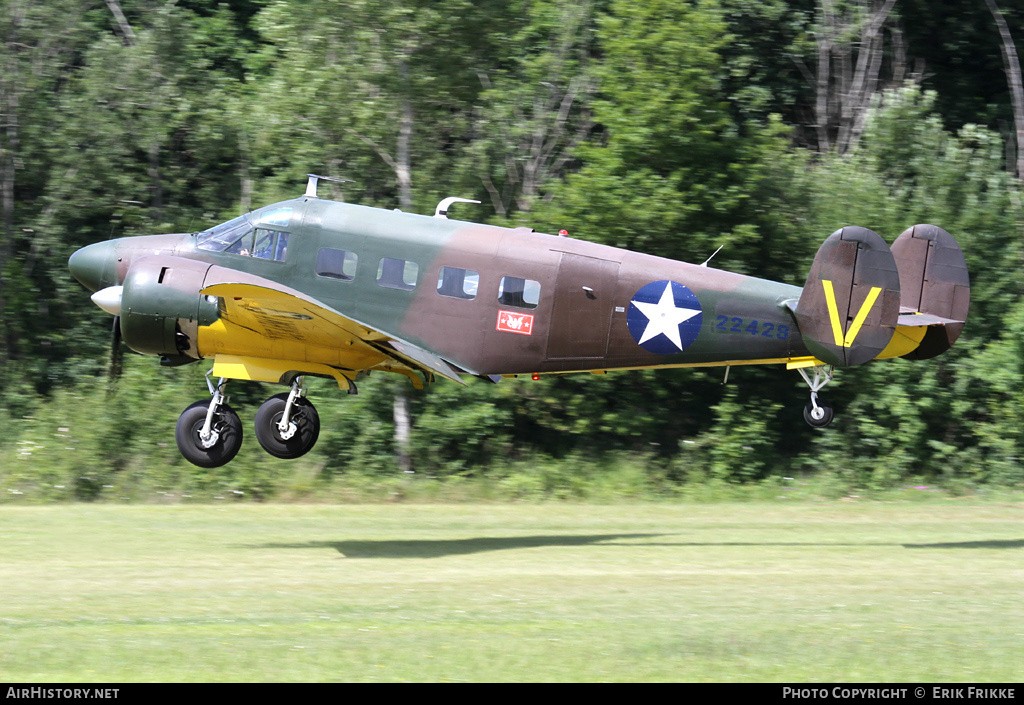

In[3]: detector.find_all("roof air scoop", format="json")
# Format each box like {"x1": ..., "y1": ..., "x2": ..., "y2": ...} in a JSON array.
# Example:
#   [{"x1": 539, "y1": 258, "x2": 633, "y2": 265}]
[
  {"x1": 434, "y1": 197, "x2": 480, "y2": 219},
  {"x1": 305, "y1": 174, "x2": 353, "y2": 198}
]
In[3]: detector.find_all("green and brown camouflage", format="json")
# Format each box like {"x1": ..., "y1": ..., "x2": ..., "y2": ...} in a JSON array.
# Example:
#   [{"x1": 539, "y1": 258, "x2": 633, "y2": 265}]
[{"x1": 68, "y1": 176, "x2": 970, "y2": 466}]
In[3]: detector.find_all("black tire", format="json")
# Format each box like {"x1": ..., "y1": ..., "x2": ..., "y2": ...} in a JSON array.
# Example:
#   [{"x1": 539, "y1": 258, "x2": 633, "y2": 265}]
[
  {"x1": 254, "y1": 393, "x2": 320, "y2": 459},
  {"x1": 175, "y1": 400, "x2": 244, "y2": 468},
  {"x1": 803, "y1": 398, "x2": 835, "y2": 428}
]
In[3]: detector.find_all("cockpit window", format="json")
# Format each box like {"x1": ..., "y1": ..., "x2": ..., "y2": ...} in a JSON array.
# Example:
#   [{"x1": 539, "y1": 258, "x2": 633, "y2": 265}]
[
  {"x1": 196, "y1": 216, "x2": 253, "y2": 253},
  {"x1": 196, "y1": 216, "x2": 288, "y2": 262},
  {"x1": 252, "y1": 229, "x2": 288, "y2": 261}
]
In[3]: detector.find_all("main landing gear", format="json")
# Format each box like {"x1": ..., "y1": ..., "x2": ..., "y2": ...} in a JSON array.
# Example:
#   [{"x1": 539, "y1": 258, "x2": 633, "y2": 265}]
[
  {"x1": 175, "y1": 375, "x2": 244, "y2": 468},
  {"x1": 798, "y1": 365, "x2": 835, "y2": 428},
  {"x1": 254, "y1": 380, "x2": 320, "y2": 459},
  {"x1": 175, "y1": 373, "x2": 321, "y2": 468}
]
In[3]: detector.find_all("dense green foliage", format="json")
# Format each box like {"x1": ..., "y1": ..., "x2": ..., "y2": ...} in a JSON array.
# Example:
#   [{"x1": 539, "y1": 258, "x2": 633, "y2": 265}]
[{"x1": 2, "y1": 0, "x2": 1024, "y2": 499}]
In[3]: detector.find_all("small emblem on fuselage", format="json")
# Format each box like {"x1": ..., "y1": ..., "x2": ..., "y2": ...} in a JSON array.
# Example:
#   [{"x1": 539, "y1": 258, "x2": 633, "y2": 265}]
[
  {"x1": 627, "y1": 280, "x2": 702, "y2": 354},
  {"x1": 497, "y1": 310, "x2": 535, "y2": 335}
]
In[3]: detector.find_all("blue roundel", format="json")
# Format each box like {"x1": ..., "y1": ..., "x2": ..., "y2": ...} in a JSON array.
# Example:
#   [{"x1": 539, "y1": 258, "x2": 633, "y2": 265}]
[{"x1": 627, "y1": 280, "x2": 703, "y2": 354}]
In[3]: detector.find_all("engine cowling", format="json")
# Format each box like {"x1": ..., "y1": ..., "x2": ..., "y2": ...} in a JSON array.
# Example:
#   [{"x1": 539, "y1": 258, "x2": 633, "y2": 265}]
[{"x1": 120, "y1": 256, "x2": 219, "y2": 361}]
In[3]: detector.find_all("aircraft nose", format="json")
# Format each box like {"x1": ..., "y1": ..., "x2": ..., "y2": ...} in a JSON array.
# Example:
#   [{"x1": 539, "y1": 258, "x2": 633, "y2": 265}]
[{"x1": 68, "y1": 241, "x2": 117, "y2": 292}]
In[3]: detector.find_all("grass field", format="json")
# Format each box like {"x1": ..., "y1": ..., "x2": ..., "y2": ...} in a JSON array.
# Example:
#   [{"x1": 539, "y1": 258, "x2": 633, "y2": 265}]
[{"x1": 1, "y1": 501, "x2": 1022, "y2": 682}]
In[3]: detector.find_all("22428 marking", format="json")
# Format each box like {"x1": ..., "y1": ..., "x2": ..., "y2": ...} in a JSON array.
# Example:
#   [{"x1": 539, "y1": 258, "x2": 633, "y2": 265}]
[{"x1": 715, "y1": 315, "x2": 790, "y2": 339}]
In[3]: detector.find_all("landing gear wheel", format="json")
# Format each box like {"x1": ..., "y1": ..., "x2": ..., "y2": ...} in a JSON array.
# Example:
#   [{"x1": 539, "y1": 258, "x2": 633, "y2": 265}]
[
  {"x1": 254, "y1": 393, "x2": 320, "y2": 459},
  {"x1": 803, "y1": 398, "x2": 835, "y2": 428},
  {"x1": 176, "y1": 401, "x2": 244, "y2": 468}
]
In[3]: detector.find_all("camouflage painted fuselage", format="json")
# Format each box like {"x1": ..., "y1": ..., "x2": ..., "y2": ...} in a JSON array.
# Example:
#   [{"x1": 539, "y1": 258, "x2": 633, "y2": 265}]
[
  {"x1": 78, "y1": 194, "x2": 812, "y2": 379},
  {"x1": 305, "y1": 198, "x2": 809, "y2": 375},
  {"x1": 67, "y1": 181, "x2": 971, "y2": 469}
]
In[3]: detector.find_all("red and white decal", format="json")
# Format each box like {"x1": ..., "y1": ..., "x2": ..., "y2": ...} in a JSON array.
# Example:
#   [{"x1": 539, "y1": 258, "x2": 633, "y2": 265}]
[{"x1": 496, "y1": 310, "x2": 535, "y2": 335}]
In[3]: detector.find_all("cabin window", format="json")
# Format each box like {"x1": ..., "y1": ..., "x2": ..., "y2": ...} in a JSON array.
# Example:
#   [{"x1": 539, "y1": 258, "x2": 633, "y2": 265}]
[
  {"x1": 498, "y1": 276, "x2": 540, "y2": 309},
  {"x1": 316, "y1": 248, "x2": 357, "y2": 280},
  {"x1": 437, "y1": 266, "x2": 479, "y2": 300},
  {"x1": 252, "y1": 228, "x2": 288, "y2": 262},
  {"x1": 196, "y1": 215, "x2": 253, "y2": 253},
  {"x1": 377, "y1": 257, "x2": 418, "y2": 291}
]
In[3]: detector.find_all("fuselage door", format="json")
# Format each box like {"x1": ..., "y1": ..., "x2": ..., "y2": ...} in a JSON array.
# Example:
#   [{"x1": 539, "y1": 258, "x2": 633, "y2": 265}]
[{"x1": 546, "y1": 252, "x2": 619, "y2": 360}]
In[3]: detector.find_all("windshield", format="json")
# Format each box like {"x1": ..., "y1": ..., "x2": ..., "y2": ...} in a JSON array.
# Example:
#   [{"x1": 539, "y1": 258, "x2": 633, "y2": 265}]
[
  {"x1": 196, "y1": 206, "x2": 295, "y2": 254},
  {"x1": 196, "y1": 215, "x2": 253, "y2": 253}
]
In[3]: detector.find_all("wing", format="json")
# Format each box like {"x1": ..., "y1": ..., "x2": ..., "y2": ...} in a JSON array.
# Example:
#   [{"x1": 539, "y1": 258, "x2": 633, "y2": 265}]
[{"x1": 197, "y1": 268, "x2": 468, "y2": 387}]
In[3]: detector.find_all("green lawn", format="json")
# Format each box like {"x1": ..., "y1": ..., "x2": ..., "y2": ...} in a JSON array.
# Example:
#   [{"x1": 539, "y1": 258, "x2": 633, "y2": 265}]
[{"x1": 1, "y1": 502, "x2": 1022, "y2": 682}]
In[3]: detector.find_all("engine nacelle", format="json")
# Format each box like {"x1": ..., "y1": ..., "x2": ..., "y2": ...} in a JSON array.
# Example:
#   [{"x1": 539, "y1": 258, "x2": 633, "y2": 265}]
[{"x1": 120, "y1": 256, "x2": 219, "y2": 360}]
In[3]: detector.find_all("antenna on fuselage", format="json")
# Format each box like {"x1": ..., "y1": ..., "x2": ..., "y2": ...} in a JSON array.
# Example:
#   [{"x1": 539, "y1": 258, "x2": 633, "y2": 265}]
[
  {"x1": 701, "y1": 244, "x2": 724, "y2": 267},
  {"x1": 434, "y1": 197, "x2": 480, "y2": 219},
  {"x1": 305, "y1": 174, "x2": 354, "y2": 198}
]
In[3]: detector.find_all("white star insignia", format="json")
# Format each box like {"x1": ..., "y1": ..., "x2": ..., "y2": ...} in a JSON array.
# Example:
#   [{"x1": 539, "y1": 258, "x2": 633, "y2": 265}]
[{"x1": 632, "y1": 281, "x2": 701, "y2": 351}]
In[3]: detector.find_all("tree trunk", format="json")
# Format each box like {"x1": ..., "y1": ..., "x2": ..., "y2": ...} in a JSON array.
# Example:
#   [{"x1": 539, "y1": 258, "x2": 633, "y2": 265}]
[
  {"x1": 814, "y1": 0, "x2": 897, "y2": 154},
  {"x1": 985, "y1": 0, "x2": 1024, "y2": 178},
  {"x1": 815, "y1": 8, "x2": 832, "y2": 154},
  {"x1": 396, "y1": 97, "x2": 413, "y2": 212},
  {"x1": 393, "y1": 58, "x2": 414, "y2": 473},
  {"x1": 148, "y1": 142, "x2": 162, "y2": 222},
  {"x1": 237, "y1": 128, "x2": 252, "y2": 213},
  {"x1": 0, "y1": 65, "x2": 18, "y2": 362},
  {"x1": 839, "y1": 0, "x2": 895, "y2": 152},
  {"x1": 104, "y1": 0, "x2": 135, "y2": 46},
  {"x1": 239, "y1": 160, "x2": 252, "y2": 213},
  {"x1": 1, "y1": 87, "x2": 15, "y2": 260},
  {"x1": 393, "y1": 388, "x2": 412, "y2": 474}
]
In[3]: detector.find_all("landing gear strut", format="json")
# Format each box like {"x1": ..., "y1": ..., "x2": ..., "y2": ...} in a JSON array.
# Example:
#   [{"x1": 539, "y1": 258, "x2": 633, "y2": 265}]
[
  {"x1": 175, "y1": 374, "x2": 244, "y2": 467},
  {"x1": 254, "y1": 377, "x2": 321, "y2": 459},
  {"x1": 798, "y1": 365, "x2": 835, "y2": 428}
]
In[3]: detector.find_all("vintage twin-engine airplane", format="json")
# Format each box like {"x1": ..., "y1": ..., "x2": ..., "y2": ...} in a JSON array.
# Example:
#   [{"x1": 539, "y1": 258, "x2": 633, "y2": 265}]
[{"x1": 68, "y1": 174, "x2": 969, "y2": 467}]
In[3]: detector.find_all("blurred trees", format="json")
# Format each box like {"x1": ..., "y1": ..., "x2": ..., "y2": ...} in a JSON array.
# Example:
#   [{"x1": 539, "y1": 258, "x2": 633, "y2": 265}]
[{"x1": 2, "y1": 0, "x2": 1024, "y2": 497}]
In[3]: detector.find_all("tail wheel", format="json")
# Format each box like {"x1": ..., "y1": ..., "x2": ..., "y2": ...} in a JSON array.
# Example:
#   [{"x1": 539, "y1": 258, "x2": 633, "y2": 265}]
[
  {"x1": 803, "y1": 398, "x2": 835, "y2": 428},
  {"x1": 175, "y1": 401, "x2": 244, "y2": 468},
  {"x1": 254, "y1": 393, "x2": 320, "y2": 459}
]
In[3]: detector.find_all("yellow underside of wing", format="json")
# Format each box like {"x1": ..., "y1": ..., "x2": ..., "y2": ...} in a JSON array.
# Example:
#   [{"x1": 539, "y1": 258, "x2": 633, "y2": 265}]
[
  {"x1": 197, "y1": 283, "x2": 390, "y2": 369},
  {"x1": 198, "y1": 316, "x2": 389, "y2": 373},
  {"x1": 208, "y1": 353, "x2": 427, "y2": 390},
  {"x1": 210, "y1": 354, "x2": 355, "y2": 388},
  {"x1": 197, "y1": 282, "x2": 434, "y2": 387}
]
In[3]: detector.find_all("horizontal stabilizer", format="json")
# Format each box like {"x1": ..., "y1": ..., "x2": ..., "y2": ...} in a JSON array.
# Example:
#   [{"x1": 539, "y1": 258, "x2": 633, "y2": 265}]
[
  {"x1": 891, "y1": 224, "x2": 969, "y2": 360},
  {"x1": 897, "y1": 311, "x2": 964, "y2": 327},
  {"x1": 795, "y1": 226, "x2": 901, "y2": 367}
]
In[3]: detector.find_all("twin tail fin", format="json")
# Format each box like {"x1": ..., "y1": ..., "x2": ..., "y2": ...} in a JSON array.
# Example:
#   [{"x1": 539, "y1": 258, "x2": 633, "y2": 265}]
[{"x1": 794, "y1": 225, "x2": 968, "y2": 367}]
